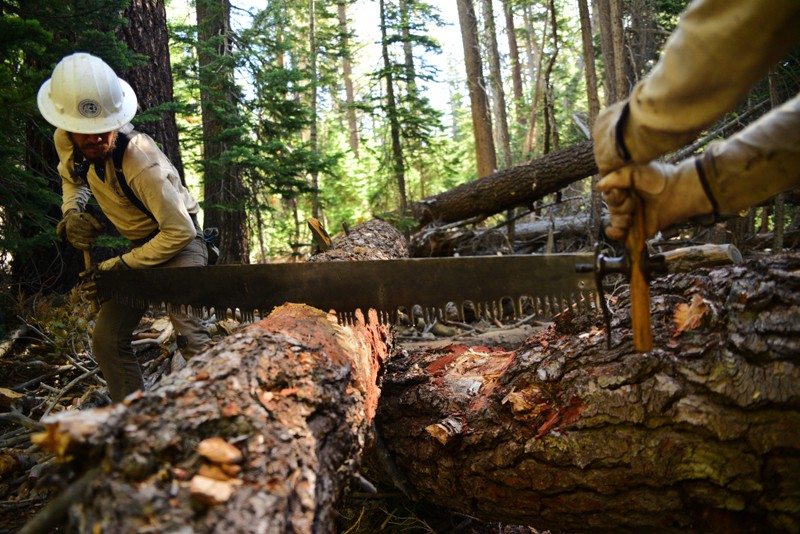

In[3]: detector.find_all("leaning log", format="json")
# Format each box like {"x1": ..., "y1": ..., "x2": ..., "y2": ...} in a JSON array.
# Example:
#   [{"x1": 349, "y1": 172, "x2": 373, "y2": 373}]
[
  {"x1": 374, "y1": 252, "x2": 800, "y2": 532},
  {"x1": 25, "y1": 220, "x2": 403, "y2": 533},
  {"x1": 410, "y1": 141, "x2": 597, "y2": 226}
]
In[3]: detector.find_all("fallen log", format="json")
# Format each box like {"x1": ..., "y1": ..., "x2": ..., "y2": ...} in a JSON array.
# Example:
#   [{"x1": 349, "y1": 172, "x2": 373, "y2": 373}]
[
  {"x1": 30, "y1": 304, "x2": 391, "y2": 533},
  {"x1": 410, "y1": 141, "x2": 597, "y2": 226},
  {"x1": 24, "y1": 220, "x2": 403, "y2": 533},
  {"x1": 374, "y1": 252, "x2": 800, "y2": 532},
  {"x1": 26, "y1": 220, "x2": 800, "y2": 532},
  {"x1": 659, "y1": 243, "x2": 743, "y2": 273},
  {"x1": 410, "y1": 213, "x2": 607, "y2": 257}
]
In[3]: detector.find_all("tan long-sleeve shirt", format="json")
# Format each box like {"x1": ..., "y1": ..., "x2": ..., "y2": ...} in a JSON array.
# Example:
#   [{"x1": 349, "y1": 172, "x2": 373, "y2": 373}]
[
  {"x1": 620, "y1": 0, "x2": 800, "y2": 214},
  {"x1": 56, "y1": 124, "x2": 201, "y2": 268}
]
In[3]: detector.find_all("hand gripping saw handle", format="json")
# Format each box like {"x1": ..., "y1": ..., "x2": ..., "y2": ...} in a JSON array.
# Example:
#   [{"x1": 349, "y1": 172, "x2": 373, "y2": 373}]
[{"x1": 578, "y1": 195, "x2": 665, "y2": 352}]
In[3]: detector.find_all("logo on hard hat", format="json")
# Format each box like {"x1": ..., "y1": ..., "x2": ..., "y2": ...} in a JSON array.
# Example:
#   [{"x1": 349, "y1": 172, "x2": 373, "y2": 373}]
[{"x1": 78, "y1": 99, "x2": 101, "y2": 118}]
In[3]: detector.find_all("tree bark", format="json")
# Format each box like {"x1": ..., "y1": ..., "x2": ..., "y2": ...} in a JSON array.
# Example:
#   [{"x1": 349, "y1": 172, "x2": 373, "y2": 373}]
[
  {"x1": 502, "y1": 0, "x2": 526, "y2": 128},
  {"x1": 481, "y1": 0, "x2": 512, "y2": 170},
  {"x1": 338, "y1": 0, "x2": 360, "y2": 158},
  {"x1": 32, "y1": 304, "x2": 391, "y2": 533},
  {"x1": 27, "y1": 220, "x2": 404, "y2": 533},
  {"x1": 196, "y1": 0, "x2": 250, "y2": 264},
  {"x1": 578, "y1": 0, "x2": 604, "y2": 240},
  {"x1": 119, "y1": 0, "x2": 186, "y2": 182},
  {"x1": 522, "y1": 3, "x2": 549, "y2": 156},
  {"x1": 374, "y1": 252, "x2": 800, "y2": 532},
  {"x1": 25, "y1": 238, "x2": 800, "y2": 532},
  {"x1": 410, "y1": 141, "x2": 597, "y2": 226},
  {"x1": 457, "y1": 0, "x2": 497, "y2": 178}
]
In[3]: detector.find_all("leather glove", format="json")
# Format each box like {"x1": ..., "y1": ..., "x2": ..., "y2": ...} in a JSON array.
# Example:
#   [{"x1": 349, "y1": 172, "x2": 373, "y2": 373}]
[
  {"x1": 56, "y1": 211, "x2": 102, "y2": 250},
  {"x1": 596, "y1": 159, "x2": 714, "y2": 242},
  {"x1": 78, "y1": 266, "x2": 99, "y2": 303},
  {"x1": 592, "y1": 100, "x2": 632, "y2": 176},
  {"x1": 98, "y1": 255, "x2": 130, "y2": 271}
]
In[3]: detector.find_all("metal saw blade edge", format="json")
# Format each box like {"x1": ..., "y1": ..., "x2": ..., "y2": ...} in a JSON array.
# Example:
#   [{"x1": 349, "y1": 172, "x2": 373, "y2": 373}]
[{"x1": 97, "y1": 254, "x2": 598, "y2": 323}]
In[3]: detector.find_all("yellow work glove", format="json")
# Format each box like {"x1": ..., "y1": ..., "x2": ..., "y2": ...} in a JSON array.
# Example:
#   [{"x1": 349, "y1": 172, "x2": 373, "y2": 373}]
[
  {"x1": 592, "y1": 100, "x2": 632, "y2": 176},
  {"x1": 595, "y1": 159, "x2": 714, "y2": 242},
  {"x1": 56, "y1": 211, "x2": 102, "y2": 250},
  {"x1": 98, "y1": 255, "x2": 130, "y2": 271},
  {"x1": 79, "y1": 269, "x2": 99, "y2": 301}
]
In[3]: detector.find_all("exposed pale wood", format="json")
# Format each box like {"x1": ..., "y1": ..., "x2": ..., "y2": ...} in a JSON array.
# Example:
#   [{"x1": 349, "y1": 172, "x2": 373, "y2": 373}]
[
  {"x1": 660, "y1": 243, "x2": 743, "y2": 272},
  {"x1": 374, "y1": 252, "x2": 800, "y2": 532}
]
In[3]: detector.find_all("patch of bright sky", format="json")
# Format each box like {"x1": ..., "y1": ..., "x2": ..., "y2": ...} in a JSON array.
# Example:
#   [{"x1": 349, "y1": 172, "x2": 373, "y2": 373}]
[
  {"x1": 167, "y1": 0, "x2": 467, "y2": 113},
  {"x1": 347, "y1": 0, "x2": 466, "y2": 111}
]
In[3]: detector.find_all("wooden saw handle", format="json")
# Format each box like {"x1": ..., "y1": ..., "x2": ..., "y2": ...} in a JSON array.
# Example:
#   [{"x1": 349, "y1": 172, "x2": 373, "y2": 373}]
[
  {"x1": 626, "y1": 194, "x2": 653, "y2": 352},
  {"x1": 83, "y1": 248, "x2": 98, "y2": 313}
]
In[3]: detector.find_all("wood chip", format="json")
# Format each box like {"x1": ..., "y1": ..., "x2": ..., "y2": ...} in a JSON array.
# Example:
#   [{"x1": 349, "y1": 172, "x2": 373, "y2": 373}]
[
  {"x1": 189, "y1": 475, "x2": 238, "y2": 505},
  {"x1": 197, "y1": 437, "x2": 242, "y2": 464}
]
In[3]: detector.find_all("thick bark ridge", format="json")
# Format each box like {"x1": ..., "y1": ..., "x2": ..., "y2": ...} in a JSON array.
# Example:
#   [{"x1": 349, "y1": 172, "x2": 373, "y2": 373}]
[
  {"x1": 375, "y1": 253, "x2": 800, "y2": 532},
  {"x1": 36, "y1": 304, "x2": 390, "y2": 533}
]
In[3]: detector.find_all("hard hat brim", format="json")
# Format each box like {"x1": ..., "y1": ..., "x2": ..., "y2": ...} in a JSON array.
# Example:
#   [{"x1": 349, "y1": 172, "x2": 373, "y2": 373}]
[{"x1": 37, "y1": 77, "x2": 138, "y2": 134}]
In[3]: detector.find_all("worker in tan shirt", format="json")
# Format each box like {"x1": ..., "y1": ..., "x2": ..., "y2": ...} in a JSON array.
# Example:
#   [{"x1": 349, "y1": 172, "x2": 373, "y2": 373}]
[
  {"x1": 592, "y1": 0, "x2": 800, "y2": 241},
  {"x1": 38, "y1": 53, "x2": 211, "y2": 402}
]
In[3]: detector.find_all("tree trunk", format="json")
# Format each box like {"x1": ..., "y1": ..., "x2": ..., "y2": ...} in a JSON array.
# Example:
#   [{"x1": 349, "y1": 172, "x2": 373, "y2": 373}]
[
  {"x1": 522, "y1": 3, "x2": 548, "y2": 156},
  {"x1": 410, "y1": 141, "x2": 597, "y2": 226},
  {"x1": 196, "y1": 0, "x2": 250, "y2": 264},
  {"x1": 27, "y1": 220, "x2": 404, "y2": 533},
  {"x1": 502, "y1": 0, "x2": 526, "y2": 128},
  {"x1": 482, "y1": 0, "x2": 512, "y2": 170},
  {"x1": 609, "y1": 0, "x2": 627, "y2": 99},
  {"x1": 457, "y1": 0, "x2": 497, "y2": 178},
  {"x1": 374, "y1": 252, "x2": 800, "y2": 532},
  {"x1": 578, "y1": 0, "x2": 604, "y2": 242},
  {"x1": 32, "y1": 304, "x2": 390, "y2": 533},
  {"x1": 309, "y1": 0, "x2": 321, "y2": 220},
  {"x1": 119, "y1": 0, "x2": 186, "y2": 183},
  {"x1": 594, "y1": 0, "x2": 622, "y2": 104},
  {"x1": 542, "y1": 0, "x2": 559, "y2": 154},
  {"x1": 338, "y1": 0, "x2": 360, "y2": 158},
  {"x1": 380, "y1": 0, "x2": 408, "y2": 213},
  {"x1": 578, "y1": 0, "x2": 600, "y2": 127}
]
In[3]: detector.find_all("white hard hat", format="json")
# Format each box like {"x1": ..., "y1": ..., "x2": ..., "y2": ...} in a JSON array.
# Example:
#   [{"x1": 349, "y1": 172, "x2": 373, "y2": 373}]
[{"x1": 37, "y1": 53, "x2": 138, "y2": 134}]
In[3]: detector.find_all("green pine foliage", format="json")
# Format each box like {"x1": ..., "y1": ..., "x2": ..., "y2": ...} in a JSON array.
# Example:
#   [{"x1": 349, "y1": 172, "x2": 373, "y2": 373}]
[
  {"x1": 2, "y1": 0, "x2": 796, "y2": 294},
  {"x1": 0, "y1": 0, "x2": 130, "y2": 325}
]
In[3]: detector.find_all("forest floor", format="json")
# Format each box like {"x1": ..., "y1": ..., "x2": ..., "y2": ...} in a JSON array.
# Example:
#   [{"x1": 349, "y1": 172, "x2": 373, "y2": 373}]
[{"x1": 0, "y1": 289, "x2": 553, "y2": 534}]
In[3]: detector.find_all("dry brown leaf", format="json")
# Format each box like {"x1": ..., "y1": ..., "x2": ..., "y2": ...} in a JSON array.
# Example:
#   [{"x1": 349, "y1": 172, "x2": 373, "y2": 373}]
[
  {"x1": 198, "y1": 463, "x2": 235, "y2": 481},
  {"x1": 0, "y1": 387, "x2": 23, "y2": 406},
  {"x1": 673, "y1": 294, "x2": 709, "y2": 335}
]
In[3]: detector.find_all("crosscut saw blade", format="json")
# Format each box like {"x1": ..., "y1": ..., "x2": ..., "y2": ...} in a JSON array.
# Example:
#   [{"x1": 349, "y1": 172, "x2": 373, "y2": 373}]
[{"x1": 96, "y1": 254, "x2": 598, "y2": 323}]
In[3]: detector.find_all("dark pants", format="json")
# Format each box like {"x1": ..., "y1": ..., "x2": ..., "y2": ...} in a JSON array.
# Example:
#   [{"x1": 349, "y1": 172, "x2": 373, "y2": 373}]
[{"x1": 92, "y1": 236, "x2": 211, "y2": 402}]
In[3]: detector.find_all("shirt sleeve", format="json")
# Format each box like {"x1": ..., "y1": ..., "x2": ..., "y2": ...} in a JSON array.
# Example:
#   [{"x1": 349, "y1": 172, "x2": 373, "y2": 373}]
[
  {"x1": 699, "y1": 95, "x2": 800, "y2": 215},
  {"x1": 120, "y1": 163, "x2": 198, "y2": 269},
  {"x1": 54, "y1": 129, "x2": 92, "y2": 215},
  {"x1": 623, "y1": 0, "x2": 800, "y2": 163}
]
